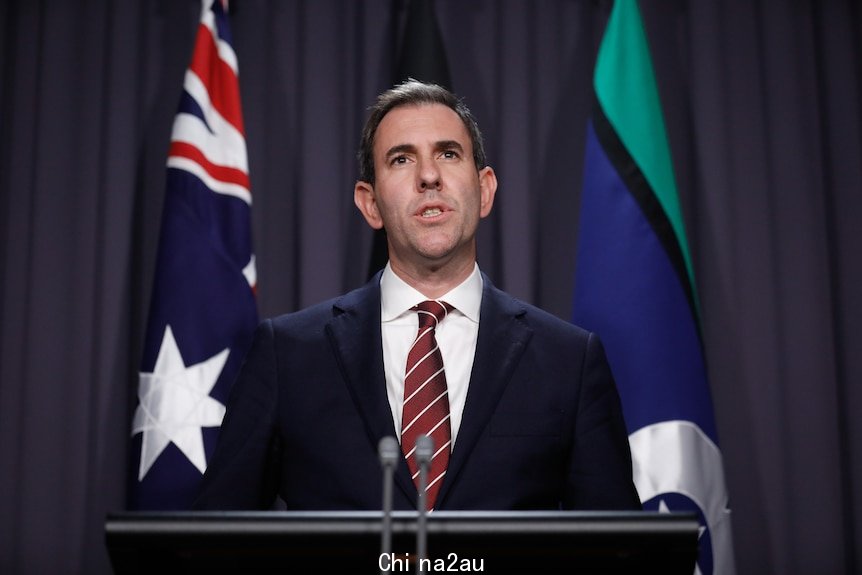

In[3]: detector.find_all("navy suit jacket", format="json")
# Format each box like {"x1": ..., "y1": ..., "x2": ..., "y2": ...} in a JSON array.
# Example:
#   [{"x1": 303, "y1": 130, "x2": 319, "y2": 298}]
[{"x1": 194, "y1": 272, "x2": 641, "y2": 511}]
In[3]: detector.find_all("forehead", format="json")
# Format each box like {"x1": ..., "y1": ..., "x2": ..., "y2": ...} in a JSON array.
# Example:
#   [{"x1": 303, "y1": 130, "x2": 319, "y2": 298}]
[{"x1": 374, "y1": 103, "x2": 471, "y2": 155}]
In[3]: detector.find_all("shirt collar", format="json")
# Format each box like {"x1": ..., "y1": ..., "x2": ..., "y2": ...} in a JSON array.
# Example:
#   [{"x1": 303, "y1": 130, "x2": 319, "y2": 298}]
[{"x1": 380, "y1": 262, "x2": 483, "y2": 323}]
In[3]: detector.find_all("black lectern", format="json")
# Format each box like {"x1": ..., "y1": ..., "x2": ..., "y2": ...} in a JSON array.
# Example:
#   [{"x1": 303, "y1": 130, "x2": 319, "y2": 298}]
[{"x1": 105, "y1": 510, "x2": 699, "y2": 574}]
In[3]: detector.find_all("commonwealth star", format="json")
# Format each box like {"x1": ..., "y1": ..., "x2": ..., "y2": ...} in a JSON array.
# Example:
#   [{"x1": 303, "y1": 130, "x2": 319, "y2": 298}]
[{"x1": 133, "y1": 325, "x2": 229, "y2": 480}]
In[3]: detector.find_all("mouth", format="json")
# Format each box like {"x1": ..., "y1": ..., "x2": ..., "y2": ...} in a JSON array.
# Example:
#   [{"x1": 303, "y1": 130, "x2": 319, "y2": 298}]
[
  {"x1": 413, "y1": 203, "x2": 452, "y2": 222},
  {"x1": 414, "y1": 203, "x2": 451, "y2": 220}
]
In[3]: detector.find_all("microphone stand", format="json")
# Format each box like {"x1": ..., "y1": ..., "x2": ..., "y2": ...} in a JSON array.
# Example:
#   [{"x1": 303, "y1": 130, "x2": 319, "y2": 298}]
[
  {"x1": 378, "y1": 436, "x2": 399, "y2": 575},
  {"x1": 414, "y1": 435, "x2": 434, "y2": 575}
]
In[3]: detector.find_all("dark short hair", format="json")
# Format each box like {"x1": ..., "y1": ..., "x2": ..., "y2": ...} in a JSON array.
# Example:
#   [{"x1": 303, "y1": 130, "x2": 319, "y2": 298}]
[{"x1": 357, "y1": 79, "x2": 487, "y2": 185}]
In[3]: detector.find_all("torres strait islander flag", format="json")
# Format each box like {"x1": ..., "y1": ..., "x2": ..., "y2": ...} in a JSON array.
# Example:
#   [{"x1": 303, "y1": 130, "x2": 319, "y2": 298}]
[
  {"x1": 572, "y1": 1, "x2": 735, "y2": 573},
  {"x1": 129, "y1": 0, "x2": 257, "y2": 509}
]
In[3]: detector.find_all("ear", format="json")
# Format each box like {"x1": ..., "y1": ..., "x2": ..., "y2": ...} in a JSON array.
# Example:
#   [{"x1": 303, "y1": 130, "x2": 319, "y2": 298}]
[
  {"x1": 478, "y1": 166, "x2": 498, "y2": 219},
  {"x1": 354, "y1": 180, "x2": 384, "y2": 230}
]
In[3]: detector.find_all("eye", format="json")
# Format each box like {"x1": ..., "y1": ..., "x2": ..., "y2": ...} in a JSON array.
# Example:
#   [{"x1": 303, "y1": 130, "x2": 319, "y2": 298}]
[
  {"x1": 390, "y1": 155, "x2": 408, "y2": 166},
  {"x1": 440, "y1": 149, "x2": 460, "y2": 160}
]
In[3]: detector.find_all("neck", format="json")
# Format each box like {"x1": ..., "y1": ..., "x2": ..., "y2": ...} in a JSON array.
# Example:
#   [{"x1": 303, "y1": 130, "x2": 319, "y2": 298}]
[{"x1": 388, "y1": 257, "x2": 476, "y2": 300}]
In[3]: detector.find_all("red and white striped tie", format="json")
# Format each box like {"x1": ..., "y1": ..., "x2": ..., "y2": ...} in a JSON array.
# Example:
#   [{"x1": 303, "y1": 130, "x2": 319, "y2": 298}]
[{"x1": 401, "y1": 300, "x2": 453, "y2": 510}]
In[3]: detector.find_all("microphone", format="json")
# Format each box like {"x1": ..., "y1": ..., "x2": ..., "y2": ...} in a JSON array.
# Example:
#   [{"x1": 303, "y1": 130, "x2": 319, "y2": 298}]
[
  {"x1": 415, "y1": 434, "x2": 434, "y2": 575},
  {"x1": 378, "y1": 436, "x2": 399, "y2": 575}
]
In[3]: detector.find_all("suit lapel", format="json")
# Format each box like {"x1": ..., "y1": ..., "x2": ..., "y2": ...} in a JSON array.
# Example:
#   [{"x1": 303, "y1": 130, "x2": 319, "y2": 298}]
[
  {"x1": 325, "y1": 274, "x2": 417, "y2": 506},
  {"x1": 436, "y1": 275, "x2": 533, "y2": 507}
]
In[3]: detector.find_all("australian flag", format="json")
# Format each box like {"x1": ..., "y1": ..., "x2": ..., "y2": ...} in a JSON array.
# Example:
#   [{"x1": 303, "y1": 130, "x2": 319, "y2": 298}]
[
  {"x1": 572, "y1": 1, "x2": 735, "y2": 573},
  {"x1": 129, "y1": 0, "x2": 257, "y2": 510}
]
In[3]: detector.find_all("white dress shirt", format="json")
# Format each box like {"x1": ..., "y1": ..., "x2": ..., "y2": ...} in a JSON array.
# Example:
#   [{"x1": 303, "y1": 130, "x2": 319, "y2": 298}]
[{"x1": 380, "y1": 262, "x2": 483, "y2": 448}]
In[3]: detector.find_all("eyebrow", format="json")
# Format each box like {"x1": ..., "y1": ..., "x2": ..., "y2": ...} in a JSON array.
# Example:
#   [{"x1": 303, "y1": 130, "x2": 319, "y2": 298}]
[
  {"x1": 384, "y1": 140, "x2": 465, "y2": 161},
  {"x1": 384, "y1": 143, "x2": 416, "y2": 161},
  {"x1": 435, "y1": 140, "x2": 464, "y2": 155}
]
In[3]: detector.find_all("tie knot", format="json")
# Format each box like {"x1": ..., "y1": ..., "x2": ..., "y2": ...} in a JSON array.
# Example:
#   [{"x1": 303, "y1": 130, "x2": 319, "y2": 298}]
[{"x1": 412, "y1": 300, "x2": 453, "y2": 329}]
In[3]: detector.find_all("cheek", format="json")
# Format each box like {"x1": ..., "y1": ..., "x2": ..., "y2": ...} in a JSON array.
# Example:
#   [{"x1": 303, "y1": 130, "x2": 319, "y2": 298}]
[
  {"x1": 374, "y1": 176, "x2": 411, "y2": 210},
  {"x1": 465, "y1": 188, "x2": 485, "y2": 219},
  {"x1": 372, "y1": 193, "x2": 405, "y2": 227}
]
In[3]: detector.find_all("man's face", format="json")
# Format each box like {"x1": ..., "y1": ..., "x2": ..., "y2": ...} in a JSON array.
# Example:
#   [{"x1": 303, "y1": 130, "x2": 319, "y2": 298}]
[{"x1": 354, "y1": 103, "x2": 496, "y2": 274}]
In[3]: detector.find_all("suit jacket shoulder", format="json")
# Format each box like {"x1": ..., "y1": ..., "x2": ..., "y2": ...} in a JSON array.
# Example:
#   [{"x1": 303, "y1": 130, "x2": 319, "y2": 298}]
[{"x1": 478, "y1": 273, "x2": 596, "y2": 357}]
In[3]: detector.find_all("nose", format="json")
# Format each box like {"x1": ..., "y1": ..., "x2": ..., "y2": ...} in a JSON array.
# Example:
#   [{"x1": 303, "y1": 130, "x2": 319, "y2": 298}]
[{"x1": 417, "y1": 159, "x2": 440, "y2": 191}]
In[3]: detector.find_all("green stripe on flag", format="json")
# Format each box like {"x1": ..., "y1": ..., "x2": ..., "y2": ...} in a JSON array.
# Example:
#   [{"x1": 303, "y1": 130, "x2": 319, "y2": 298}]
[{"x1": 593, "y1": 0, "x2": 698, "y2": 302}]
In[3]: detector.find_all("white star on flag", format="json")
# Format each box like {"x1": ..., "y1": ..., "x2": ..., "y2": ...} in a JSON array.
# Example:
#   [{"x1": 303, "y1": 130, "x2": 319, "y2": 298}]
[
  {"x1": 132, "y1": 324, "x2": 229, "y2": 480},
  {"x1": 658, "y1": 498, "x2": 708, "y2": 575}
]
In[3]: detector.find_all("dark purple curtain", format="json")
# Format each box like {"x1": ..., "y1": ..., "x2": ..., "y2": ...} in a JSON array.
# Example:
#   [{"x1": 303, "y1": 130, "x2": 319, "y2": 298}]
[{"x1": 1, "y1": 1, "x2": 860, "y2": 573}]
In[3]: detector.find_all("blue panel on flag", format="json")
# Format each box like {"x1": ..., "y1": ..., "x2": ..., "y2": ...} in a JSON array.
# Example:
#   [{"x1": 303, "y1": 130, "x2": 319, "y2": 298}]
[
  {"x1": 141, "y1": 173, "x2": 257, "y2": 404},
  {"x1": 177, "y1": 92, "x2": 213, "y2": 133},
  {"x1": 212, "y1": 1, "x2": 233, "y2": 45},
  {"x1": 644, "y1": 492, "x2": 714, "y2": 575},
  {"x1": 129, "y1": 428, "x2": 221, "y2": 510},
  {"x1": 573, "y1": 121, "x2": 718, "y2": 443}
]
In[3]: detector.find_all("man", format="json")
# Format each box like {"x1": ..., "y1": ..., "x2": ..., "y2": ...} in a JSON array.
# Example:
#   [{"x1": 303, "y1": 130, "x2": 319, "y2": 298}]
[{"x1": 194, "y1": 80, "x2": 640, "y2": 511}]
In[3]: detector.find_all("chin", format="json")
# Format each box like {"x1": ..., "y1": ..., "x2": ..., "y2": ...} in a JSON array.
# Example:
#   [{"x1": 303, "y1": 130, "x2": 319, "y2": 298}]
[
  {"x1": 418, "y1": 243, "x2": 475, "y2": 267},
  {"x1": 417, "y1": 239, "x2": 458, "y2": 257}
]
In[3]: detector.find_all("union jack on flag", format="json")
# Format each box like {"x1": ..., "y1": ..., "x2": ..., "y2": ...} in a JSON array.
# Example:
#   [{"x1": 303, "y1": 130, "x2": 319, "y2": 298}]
[{"x1": 129, "y1": 0, "x2": 258, "y2": 510}]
